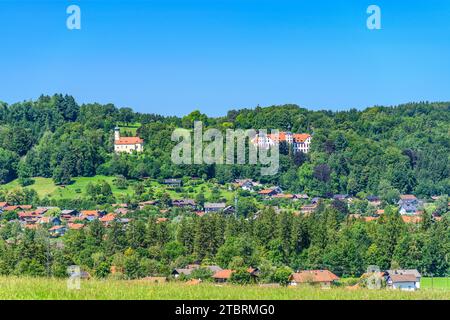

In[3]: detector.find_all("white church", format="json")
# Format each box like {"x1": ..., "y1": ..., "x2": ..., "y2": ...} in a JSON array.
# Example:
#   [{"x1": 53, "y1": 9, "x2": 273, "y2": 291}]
[{"x1": 114, "y1": 127, "x2": 144, "y2": 154}]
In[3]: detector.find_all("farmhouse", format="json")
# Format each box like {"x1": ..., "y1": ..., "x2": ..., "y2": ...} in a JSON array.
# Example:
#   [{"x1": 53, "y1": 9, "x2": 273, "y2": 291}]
[
  {"x1": 386, "y1": 269, "x2": 421, "y2": 290},
  {"x1": 212, "y1": 269, "x2": 235, "y2": 283},
  {"x1": 164, "y1": 179, "x2": 182, "y2": 188},
  {"x1": 289, "y1": 270, "x2": 340, "y2": 288},
  {"x1": 204, "y1": 202, "x2": 226, "y2": 213},
  {"x1": 234, "y1": 179, "x2": 260, "y2": 191},
  {"x1": 114, "y1": 126, "x2": 144, "y2": 154},
  {"x1": 172, "y1": 199, "x2": 196, "y2": 209}
]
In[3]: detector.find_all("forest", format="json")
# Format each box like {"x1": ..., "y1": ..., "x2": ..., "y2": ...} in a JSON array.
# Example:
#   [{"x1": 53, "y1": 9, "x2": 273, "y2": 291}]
[
  {"x1": 0, "y1": 94, "x2": 449, "y2": 198},
  {"x1": 0, "y1": 94, "x2": 449, "y2": 280}
]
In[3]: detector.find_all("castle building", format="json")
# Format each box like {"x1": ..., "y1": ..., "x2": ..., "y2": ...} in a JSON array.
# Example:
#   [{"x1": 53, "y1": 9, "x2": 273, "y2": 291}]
[
  {"x1": 253, "y1": 132, "x2": 312, "y2": 153},
  {"x1": 114, "y1": 127, "x2": 144, "y2": 153}
]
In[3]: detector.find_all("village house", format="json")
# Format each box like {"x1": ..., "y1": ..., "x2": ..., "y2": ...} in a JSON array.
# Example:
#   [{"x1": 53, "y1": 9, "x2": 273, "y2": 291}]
[
  {"x1": 67, "y1": 223, "x2": 85, "y2": 230},
  {"x1": 258, "y1": 186, "x2": 283, "y2": 197},
  {"x1": 204, "y1": 202, "x2": 227, "y2": 213},
  {"x1": 333, "y1": 194, "x2": 350, "y2": 201},
  {"x1": 272, "y1": 193, "x2": 296, "y2": 200},
  {"x1": 252, "y1": 132, "x2": 312, "y2": 154},
  {"x1": 60, "y1": 209, "x2": 79, "y2": 220},
  {"x1": 301, "y1": 203, "x2": 318, "y2": 215},
  {"x1": 398, "y1": 195, "x2": 422, "y2": 215},
  {"x1": 366, "y1": 195, "x2": 382, "y2": 207},
  {"x1": 113, "y1": 127, "x2": 144, "y2": 153},
  {"x1": 172, "y1": 265, "x2": 223, "y2": 278},
  {"x1": 80, "y1": 210, "x2": 105, "y2": 221},
  {"x1": 289, "y1": 270, "x2": 340, "y2": 288},
  {"x1": 138, "y1": 200, "x2": 158, "y2": 210},
  {"x1": 172, "y1": 199, "x2": 196, "y2": 209},
  {"x1": 234, "y1": 179, "x2": 260, "y2": 191},
  {"x1": 294, "y1": 194, "x2": 309, "y2": 200},
  {"x1": 386, "y1": 269, "x2": 421, "y2": 291},
  {"x1": 163, "y1": 178, "x2": 182, "y2": 188},
  {"x1": 212, "y1": 269, "x2": 235, "y2": 283},
  {"x1": 49, "y1": 225, "x2": 67, "y2": 237},
  {"x1": 38, "y1": 216, "x2": 62, "y2": 226},
  {"x1": 99, "y1": 213, "x2": 117, "y2": 225}
]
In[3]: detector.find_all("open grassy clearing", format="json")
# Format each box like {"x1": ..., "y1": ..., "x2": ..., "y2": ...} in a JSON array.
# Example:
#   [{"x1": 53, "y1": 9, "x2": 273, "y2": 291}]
[
  {"x1": 0, "y1": 176, "x2": 236, "y2": 202},
  {"x1": 0, "y1": 277, "x2": 448, "y2": 300},
  {"x1": 117, "y1": 122, "x2": 141, "y2": 135}
]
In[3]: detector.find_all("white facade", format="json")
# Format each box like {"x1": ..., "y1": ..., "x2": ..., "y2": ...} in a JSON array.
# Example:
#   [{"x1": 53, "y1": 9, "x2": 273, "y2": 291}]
[
  {"x1": 391, "y1": 281, "x2": 418, "y2": 291},
  {"x1": 114, "y1": 127, "x2": 144, "y2": 154},
  {"x1": 253, "y1": 132, "x2": 312, "y2": 153}
]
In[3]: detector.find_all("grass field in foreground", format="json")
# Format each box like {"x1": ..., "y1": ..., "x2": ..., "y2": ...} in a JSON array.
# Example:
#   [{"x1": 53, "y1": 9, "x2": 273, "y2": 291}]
[{"x1": 0, "y1": 277, "x2": 448, "y2": 300}]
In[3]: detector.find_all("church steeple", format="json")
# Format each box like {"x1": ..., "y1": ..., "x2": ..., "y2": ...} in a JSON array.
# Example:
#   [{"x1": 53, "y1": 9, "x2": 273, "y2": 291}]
[{"x1": 114, "y1": 126, "x2": 120, "y2": 141}]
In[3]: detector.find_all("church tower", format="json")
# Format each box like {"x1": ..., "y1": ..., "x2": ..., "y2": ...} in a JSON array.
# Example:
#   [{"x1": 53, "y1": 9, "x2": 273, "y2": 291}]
[{"x1": 114, "y1": 126, "x2": 120, "y2": 141}]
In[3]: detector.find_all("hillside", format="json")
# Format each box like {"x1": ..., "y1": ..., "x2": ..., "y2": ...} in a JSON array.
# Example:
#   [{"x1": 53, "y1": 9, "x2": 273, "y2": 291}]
[{"x1": 1, "y1": 95, "x2": 449, "y2": 200}]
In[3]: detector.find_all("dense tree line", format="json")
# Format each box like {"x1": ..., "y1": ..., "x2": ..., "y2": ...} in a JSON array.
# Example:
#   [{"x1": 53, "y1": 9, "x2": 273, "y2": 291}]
[{"x1": 0, "y1": 206, "x2": 448, "y2": 280}]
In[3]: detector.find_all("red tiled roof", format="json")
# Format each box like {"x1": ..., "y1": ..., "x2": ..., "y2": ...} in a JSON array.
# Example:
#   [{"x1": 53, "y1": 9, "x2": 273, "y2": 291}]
[
  {"x1": 3, "y1": 206, "x2": 19, "y2": 211},
  {"x1": 272, "y1": 194, "x2": 294, "y2": 199},
  {"x1": 68, "y1": 223, "x2": 85, "y2": 230},
  {"x1": 0, "y1": 202, "x2": 9, "y2": 208},
  {"x1": 81, "y1": 210, "x2": 99, "y2": 216},
  {"x1": 49, "y1": 225, "x2": 64, "y2": 231},
  {"x1": 114, "y1": 137, "x2": 144, "y2": 145},
  {"x1": 289, "y1": 270, "x2": 340, "y2": 283},
  {"x1": 212, "y1": 269, "x2": 235, "y2": 280},
  {"x1": 259, "y1": 189, "x2": 275, "y2": 195},
  {"x1": 293, "y1": 133, "x2": 311, "y2": 143},
  {"x1": 18, "y1": 211, "x2": 38, "y2": 218},
  {"x1": 99, "y1": 213, "x2": 117, "y2": 222}
]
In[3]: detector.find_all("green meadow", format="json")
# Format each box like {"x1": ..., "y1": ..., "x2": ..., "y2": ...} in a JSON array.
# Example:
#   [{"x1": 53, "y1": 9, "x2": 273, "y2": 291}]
[
  {"x1": 0, "y1": 277, "x2": 448, "y2": 300},
  {"x1": 0, "y1": 176, "x2": 235, "y2": 202}
]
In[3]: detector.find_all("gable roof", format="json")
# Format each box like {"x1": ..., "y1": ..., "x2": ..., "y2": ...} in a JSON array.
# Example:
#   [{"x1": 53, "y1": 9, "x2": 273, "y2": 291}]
[
  {"x1": 387, "y1": 269, "x2": 421, "y2": 278},
  {"x1": 68, "y1": 223, "x2": 85, "y2": 230},
  {"x1": 389, "y1": 274, "x2": 418, "y2": 283},
  {"x1": 212, "y1": 269, "x2": 235, "y2": 280},
  {"x1": 292, "y1": 133, "x2": 311, "y2": 143},
  {"x1": 80, "y1": 210, "x2": 99, "y2": 216},
  {"x1": 289, "y1": 270, "x2": 340, "y2": 283},
  {"x1": 115, "y1": 137, "x2": 144, "y2": 145},
  {"x1": 204, "y1": 203, "x2": 226, "y2": 209},
  {"x1": 400, "y1": 194, "x2": 418, "y2": 201},
  {"x1": 99, "y1": 213, "x2": 117, "y2": 222}
]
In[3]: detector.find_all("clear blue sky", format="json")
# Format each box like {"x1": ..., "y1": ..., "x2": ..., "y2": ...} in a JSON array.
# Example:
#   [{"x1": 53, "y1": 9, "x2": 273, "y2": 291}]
[{"x1": 1, "y1": 0, "x2": 449, "y2": 116}]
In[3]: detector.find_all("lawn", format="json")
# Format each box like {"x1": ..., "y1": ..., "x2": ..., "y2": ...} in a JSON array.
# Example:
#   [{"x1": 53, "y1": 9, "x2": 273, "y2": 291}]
[
  {"x1": 117, "y1": 122, "x2": 141, "y2": 136},
  {"x1": 0, "y1": 176, "x2": 236, "y2": 203},
  {"x1": 0, "y1": 176, "x2": 135, "y2": 200},
  {"x1": 421, "y1": 277, "x2": 450, "y2": 290},
  {"x1": 0, "y1": 277, "x2": 448, "y2": 300}
]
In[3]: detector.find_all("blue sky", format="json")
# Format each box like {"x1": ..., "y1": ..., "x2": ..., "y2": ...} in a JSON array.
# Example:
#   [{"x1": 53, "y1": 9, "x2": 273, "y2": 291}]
[{"x1": 1, "y1": 0, "x2": 449, "y2": 116}]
